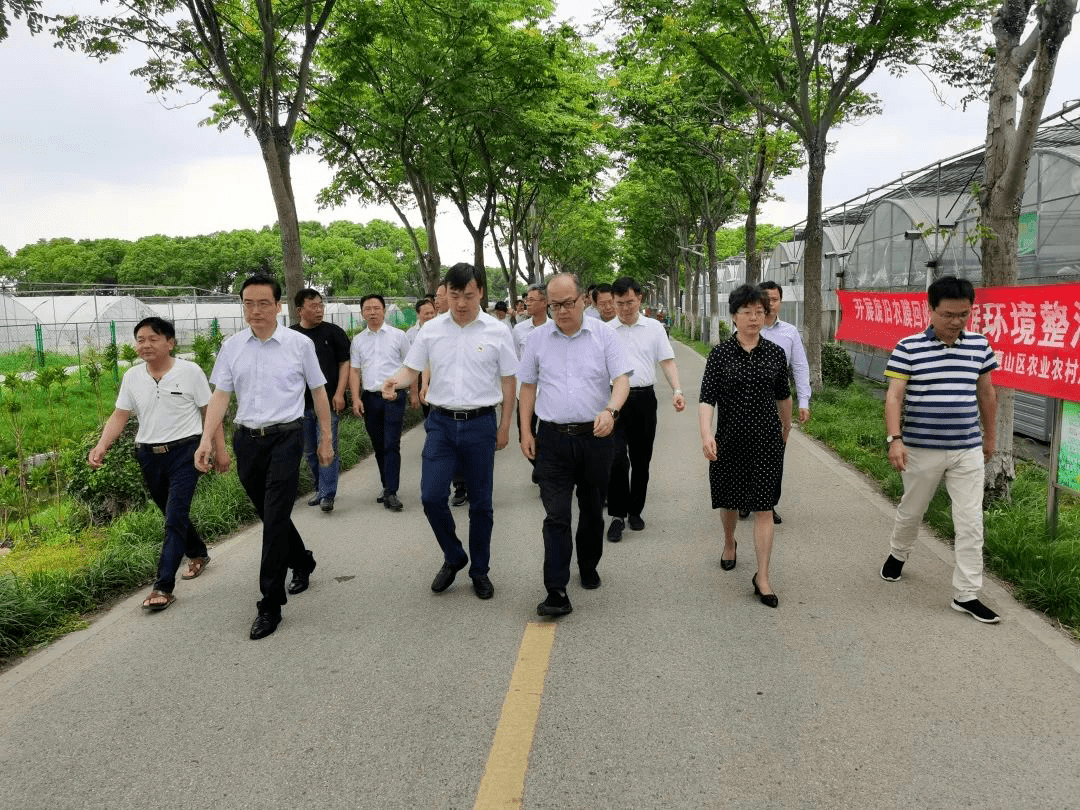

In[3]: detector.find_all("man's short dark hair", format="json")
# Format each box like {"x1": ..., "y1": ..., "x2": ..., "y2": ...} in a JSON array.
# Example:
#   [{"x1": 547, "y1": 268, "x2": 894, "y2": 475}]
[
  {"x1": 360, "y1": 293, "x2": 386, "y2": 309},
  {"x1": 494, "y1": 301, "x2": 508, "y2": 312},
  {"x1": 928, "y1": 275, "x2": 976, "y2": 308},
  {"x1": 241, "y1": 273, "x2": 281, "y2": 301},
  {"x1": 525, "y1": 283, "x2": 547, "y2": 299},
  {"x1": 728, "y1": 284, "x2": 770, "y2": 316},
  {"x1": 592, "y1": 283, "x2": 613, "y2": 303},
  {"x1": 611, "y1": 276, "x2": 641, "y2": 296},
  {"x1": 133, "y1": 316, "x2": 175, "y2": 341},
  {"x1": 444, "y1": 262, "x2": 486, "y2": 295},
  {"x1": 415, "y1": 298, "x2": 435, "y2": 315},
  {"x1": 294, "y1": 288, "x2": 323, "y2": 310},
  {"x1": 758, "y1": 280, "x2": 783, "y2": 299}
]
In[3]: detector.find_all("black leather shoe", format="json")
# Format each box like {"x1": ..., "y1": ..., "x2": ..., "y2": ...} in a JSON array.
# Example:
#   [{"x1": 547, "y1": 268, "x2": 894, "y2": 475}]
[
  {"x1": 383, "y1": 492, "x2": 403, "y2": 511},
  {"x1": 738, "y1": 509, "x2": 750, "y2": 519},
  {"x1": 451, "y1": 486, "x2": 468, "y2": 507},
  {"x1": 537, "y1": 590, "x2": 572, "y2": 617},
  {"x1": 249, "y1": 612, "x2": 281, "y2": 640},
  {"x1": 580, "y1": 569, "x2": 601, "y2": 589},
  {"x1": 288, "y1": 550, "x2": 316, "y2": 595},
  {"x1": 607, "y1": 518, "x2": 624, "y2": 542},
  {"x1": 472, "y1": 574, "x2": 494, "y2": 599},
  {"x1": 752, "y1": 573, "x2": 778, "y2": 608},
  {"x1": 627, "y1": 514, "x2": 645, "y2": 531},
  {"x1": 431, "y1": 560, "x2": 467, "y2": 592},
  {"x1": 320, "y1": 496, "x2": 335, "y2": 513},
  {"x1": 720, "y1": 541, "x2": 737, "y2": 571},
  {"x1": 307, "y1": 495, "x2": 321, "y2": 507},
  {"x1": 772, "y1": 510, "x2": 782, "y2": 525}
]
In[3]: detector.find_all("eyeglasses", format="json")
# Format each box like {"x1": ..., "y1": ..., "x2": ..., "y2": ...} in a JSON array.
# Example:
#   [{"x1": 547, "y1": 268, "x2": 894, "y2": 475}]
[
  {"x1": 242, "y1": 300, "x2": 277, "y2": 311},
  {"x1": 550, "y1": 296, "x2": 581, "y2": 312},
  {"x1": 735, "y1": 308, "x2": 766, "y2": 318}
]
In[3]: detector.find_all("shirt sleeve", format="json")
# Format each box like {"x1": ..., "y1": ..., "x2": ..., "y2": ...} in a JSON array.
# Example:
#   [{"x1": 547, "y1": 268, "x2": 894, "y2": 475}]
[
  {"x1": 494, "y1": 326, "x2": 519, "y2": 377},
  {"x1": 115, "y1": 368, "x2": 135, "y2": 411},
  {"x1": 190, "y1": 362, "x2": 213, "y2": 408},
  {"x1": 884, "y1": 341, "x2": 912, "y2": 380},
  {"x1": 602, "y1": 325, "x2": 635, "y2": 381},
  {"x1": 403, "y1": 328, "x2": 429, "y2": 372},
  {"x1": 788, "y1": 327, "x2": 811, "y2": 408},
  {"x1": 517, "y1": 328, "x2": 540, "y2": 385},
  {"x1": 209, "y1": 338, "x2": 236, "y2": 392},
  {"x1": 333, "y1": 326, "x2": 351, "y2": 364},
  {"x1": 349, "y1": 335, "x2": 362, "y2": 369},
  {"x1": 699, "y1": 347, "x2": 721, "y2": 406},
  {"x1": 773, "y1": 346, "x2": 792, "y2": 401},
  {"x1": 980, "y1": 339, "x2": 999, "y2": 374}
]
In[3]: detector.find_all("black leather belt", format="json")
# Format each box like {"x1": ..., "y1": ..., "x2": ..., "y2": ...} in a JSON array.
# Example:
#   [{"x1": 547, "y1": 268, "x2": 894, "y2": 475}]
[
  {"x1": 542, "y1": 420, "x2": 594, "y2": 436},
  {"x1": 627, "y1": 385, "x2": 654, "y2": 394},
  {"x1": 432, "y1": 405, "x2": 495, "y2": 421},
  {"x1": 238, "y1": 419, "x2": 302, "y2": 437},
  {"x1": 135, "y1": 435, "x2": 200, "y2": 454}
]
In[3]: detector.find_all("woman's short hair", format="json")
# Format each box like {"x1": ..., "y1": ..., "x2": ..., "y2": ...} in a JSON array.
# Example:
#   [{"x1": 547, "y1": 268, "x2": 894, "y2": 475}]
[{"x1": 728, "y1": 284, "x2": 770, "y2": 316}]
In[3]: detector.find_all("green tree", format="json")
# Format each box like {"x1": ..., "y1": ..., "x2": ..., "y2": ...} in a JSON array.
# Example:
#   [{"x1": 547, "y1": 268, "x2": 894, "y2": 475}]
[
  {"x1": 0, "y1": 0, "x2": 43, "y2": 42},
  {"x1": 615, "y1": 0, "x2": 987, "y2": 383},
  {"x1": 55, "y1": 0, "x2": 340, "y2": 322}
]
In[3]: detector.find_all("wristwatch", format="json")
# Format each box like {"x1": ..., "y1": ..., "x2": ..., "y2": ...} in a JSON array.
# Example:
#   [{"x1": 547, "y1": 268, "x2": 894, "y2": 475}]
[
  {"x1": 606, "y1": 407, "x2": 620, "y2": 419},
  {"x1": 886, "y1": 434, "x2": 902, "y2": 444}
]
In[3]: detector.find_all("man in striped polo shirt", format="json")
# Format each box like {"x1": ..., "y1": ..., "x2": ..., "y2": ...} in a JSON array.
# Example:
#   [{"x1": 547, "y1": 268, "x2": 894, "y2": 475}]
[{"x1": 879, "y1": 276, "x2": 1000, "y2": 623}]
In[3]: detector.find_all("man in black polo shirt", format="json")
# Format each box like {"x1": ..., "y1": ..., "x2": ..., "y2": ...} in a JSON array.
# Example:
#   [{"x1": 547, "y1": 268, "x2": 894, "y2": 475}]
[{"x1": 291, "y1": 289, "x2": 350, "y2": 513}]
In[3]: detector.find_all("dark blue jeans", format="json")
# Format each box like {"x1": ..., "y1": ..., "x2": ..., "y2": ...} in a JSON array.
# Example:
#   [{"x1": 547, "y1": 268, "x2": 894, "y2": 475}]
[
  {"x1": 420, "y1": 409, "x2": 497, "y2": 576},
  {"x1": 233, "y1": 427, "x2": 310, "y2": 616},
  {"x1": 362, "y1": 389, "x2": 407, "y2": 495},
  {"x1": 534, "y1": 423, "x2": 613, "y2": 592},
  {"x1": 302, "y1": 407, "x2": 340, "y2": 499},
  {"x1": 135, "y1": 436, "x2": 206, "y2": 594}
]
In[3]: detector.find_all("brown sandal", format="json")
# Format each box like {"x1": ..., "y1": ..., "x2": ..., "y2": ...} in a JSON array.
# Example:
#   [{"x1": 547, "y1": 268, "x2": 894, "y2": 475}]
[
  {"x1": 141, "y1": 590, "x2": 175, "y2": 612},
  {"x1": 181, "y1": 556, "x2": 210, "y2": 580}
]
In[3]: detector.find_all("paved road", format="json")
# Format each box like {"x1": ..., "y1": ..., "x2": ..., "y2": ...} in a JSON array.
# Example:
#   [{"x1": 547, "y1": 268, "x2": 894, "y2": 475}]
[{"x1": 2, "y1": 341, "x2": 1078, "y2": 809}]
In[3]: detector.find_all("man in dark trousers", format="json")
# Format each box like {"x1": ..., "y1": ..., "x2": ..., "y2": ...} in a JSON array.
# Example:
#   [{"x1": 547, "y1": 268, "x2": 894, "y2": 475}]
[
  {"x1": 381, "y1": 263, "x2": 518, "y2": 599},
  {"x1": 196, "y1": 273, "x2": 334, "y2": 640},
  {"x1": 89, "y1": 316, "x2": 229, "y2": 612},
  {"x1": 291, "y1": 288, "x2": 350, "y2": 513},
  {"x1": 518, "y1": 272, "x2": 632, "y2": 617},
  {"x1": 605, "y1": 276, "x2": 686, "y2": 542}
]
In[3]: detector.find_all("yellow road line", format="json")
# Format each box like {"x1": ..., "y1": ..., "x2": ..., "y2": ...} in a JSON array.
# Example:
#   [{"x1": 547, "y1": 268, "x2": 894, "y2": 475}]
[{"x1": 474, "y1": 621, "x2": 556, "y2": 809}]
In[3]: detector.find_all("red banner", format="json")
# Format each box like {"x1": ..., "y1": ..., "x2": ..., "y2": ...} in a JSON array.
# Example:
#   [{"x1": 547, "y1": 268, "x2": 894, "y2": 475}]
[{"x1": 836, "y1": 285, "x2": 1080, "y2": 402}]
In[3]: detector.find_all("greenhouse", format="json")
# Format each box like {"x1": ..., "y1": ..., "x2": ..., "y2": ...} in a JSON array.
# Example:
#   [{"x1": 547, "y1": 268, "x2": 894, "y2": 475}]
[
  {"x1": 15, "y1": 295, "x2": 157, "y2": 353},
  {"x1": 0, "y1": 294, "x2": 40, "y2": 353},
  {"x1": 755, "y1": 108, "x2": 1080, "y2": 440}
]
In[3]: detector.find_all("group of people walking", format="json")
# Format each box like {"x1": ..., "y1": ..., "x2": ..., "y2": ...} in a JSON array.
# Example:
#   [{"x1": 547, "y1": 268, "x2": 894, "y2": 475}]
[{"x1": 88, "y1": 267, "x2": 1002, "y2": 640}]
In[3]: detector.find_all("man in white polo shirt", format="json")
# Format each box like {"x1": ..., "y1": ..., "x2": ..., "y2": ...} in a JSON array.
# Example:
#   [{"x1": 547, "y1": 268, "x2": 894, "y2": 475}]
[
  {"x1": 880, "y1": 276, "x2": 1000, "y2": 623},
  {"x1": 349, "y1": 293, "x2": 413, "y2": 511},
  {"x1": 89, "y1": 317, "x2": 229, "y2": 612},
  {"x1": 381, "y1": 263, "x2": 517, "y2": 599},
  {"x1": 605, "y1": 276, "x2": 686, "y2": 542},
  {"x1": 196, "y1": 274, "x2": 334, "y2": 640}
]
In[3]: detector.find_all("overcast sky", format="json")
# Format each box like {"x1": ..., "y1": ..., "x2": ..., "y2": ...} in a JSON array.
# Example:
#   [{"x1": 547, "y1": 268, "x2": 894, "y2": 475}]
[{"x1": 2, "y1": 1, "x2": 1079, "y2": 263}]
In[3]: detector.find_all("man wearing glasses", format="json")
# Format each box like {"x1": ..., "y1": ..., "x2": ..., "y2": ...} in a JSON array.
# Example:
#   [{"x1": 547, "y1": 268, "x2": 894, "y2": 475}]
[
  {"x1": 605, "y1": 276, "x2": 686, "y2": 543},
  {"x1": 196, "y1": 274, "x2": 334, "y2": 640},
  {"x1": 517, "y1": 273, "x2": 633, "y2": 617},
  {"x1": 879, "y1": 276, "x2": 1000, "y2": 624}
]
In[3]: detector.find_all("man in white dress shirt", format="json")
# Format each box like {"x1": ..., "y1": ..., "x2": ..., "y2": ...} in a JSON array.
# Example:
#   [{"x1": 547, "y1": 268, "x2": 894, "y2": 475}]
[
  {"x1": 349, "y1": 293, "x2": 413, "y2": 511},
  {"x1": 381, "y1": 263, "x2": 518, "y2": 599},
  {"x1": 195, "y1": 274, "x2": 334, "y2": 640},
  {"x1": 753, "y1": 281, "x2": 811, "y2": 525},
  {"x1": 605, "y1": 276, "x2": 686, "y2": 542}
]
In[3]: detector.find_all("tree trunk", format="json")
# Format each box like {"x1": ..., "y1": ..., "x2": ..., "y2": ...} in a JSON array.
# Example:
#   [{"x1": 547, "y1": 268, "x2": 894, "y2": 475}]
[
  {"x1": 259, "y1": 128, "x2": 303, "y2": 324},
  {"x1": 706, "y1": 218, "x2": 720, "y2": 345},
  {"x1": 979, "y1": 0, "x2": 1076, "y2": 497},
  {"x1": 802, "y1": 136, "x2": 826, "y2": 390},
  {"x1": 744, "y1": 121, "x2": 769, "y2": 284},
  {"x1": 406, "y1": 168, "x2": 442, "y2": 292}
]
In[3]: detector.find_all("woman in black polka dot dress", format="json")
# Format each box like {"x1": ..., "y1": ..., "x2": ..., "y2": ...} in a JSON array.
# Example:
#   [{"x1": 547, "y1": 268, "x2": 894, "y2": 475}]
[{"x1": 698, "y1": 284, "x2": 792, "y2": 607}]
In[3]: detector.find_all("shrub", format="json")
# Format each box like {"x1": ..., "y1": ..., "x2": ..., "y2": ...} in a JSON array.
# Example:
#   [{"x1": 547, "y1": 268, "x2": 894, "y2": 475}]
[
  {"x1": 120, "y1": 344, "x2": 138, "y2": 363},
  {"x1": 65, "y1": 424, "x2": 147, "y2": 523},
  {"x1": 821, "y1": 342, "x2": 855, "y2": 388}
]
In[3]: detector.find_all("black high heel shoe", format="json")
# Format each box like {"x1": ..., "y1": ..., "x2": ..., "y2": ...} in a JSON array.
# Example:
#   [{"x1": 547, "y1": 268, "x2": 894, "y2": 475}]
[
  {"x1": 752, "y1": 573, "x2": 778, "y2": 608},
  {"x1": 721, "y1": 541, "x2": 737, "y2": 571}
]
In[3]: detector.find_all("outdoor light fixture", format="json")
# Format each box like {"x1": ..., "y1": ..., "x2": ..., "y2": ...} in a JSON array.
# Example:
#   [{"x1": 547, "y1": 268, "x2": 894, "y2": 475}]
[{"x1": 904, "y1": 230, "x2": 922, "y2": 240}]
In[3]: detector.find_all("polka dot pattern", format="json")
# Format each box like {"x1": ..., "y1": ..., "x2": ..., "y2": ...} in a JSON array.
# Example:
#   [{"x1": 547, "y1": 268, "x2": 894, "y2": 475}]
[{"x1": 699, "y1": 334, "x2": 790, "y2": 511}]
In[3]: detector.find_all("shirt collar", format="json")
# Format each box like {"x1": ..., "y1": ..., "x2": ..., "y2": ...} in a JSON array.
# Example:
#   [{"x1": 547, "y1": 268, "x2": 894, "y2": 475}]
[{"x1": 924, "y1": 326, "x2": 967, "y2": 347}]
